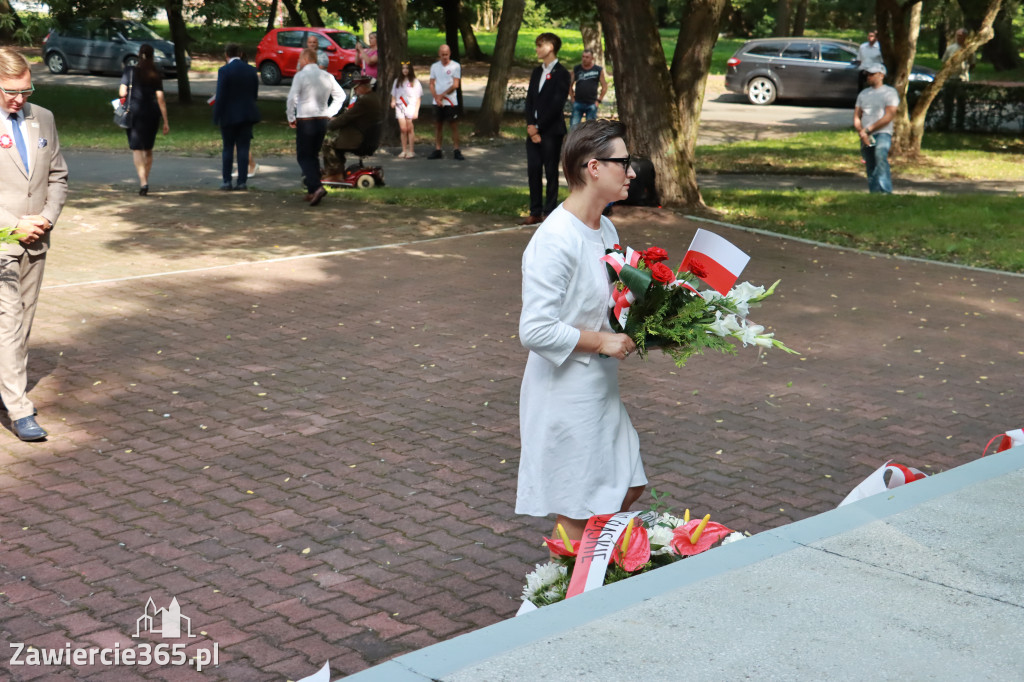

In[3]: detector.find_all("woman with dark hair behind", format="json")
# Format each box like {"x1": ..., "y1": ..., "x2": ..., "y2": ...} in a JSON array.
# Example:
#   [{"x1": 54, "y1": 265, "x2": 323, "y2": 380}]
[
  {"x1": 119, "y1": 44, "x2": 169, "y2": 195},
  {"x1": 390, "y1": 61, "x2": 422, "y2": 158},
  {"x1": 516, "y1": 119, "x2": 642, "y2": 546}
]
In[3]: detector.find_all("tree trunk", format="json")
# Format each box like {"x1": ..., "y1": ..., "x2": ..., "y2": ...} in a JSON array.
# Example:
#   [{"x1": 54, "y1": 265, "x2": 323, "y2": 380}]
[
  {"x1": 459, "y1": 1, "x2": 487, "y2": 60},
  {"x1": 958, "y1": 0, "x2": 1021, "y2": 70},
  {"x1": 300, "y1": 0, "x2": 323, "y2": 27},
  {"x1": 876, "y1": 0, "x2": 923, "y2": 156},
  {"x1": 793, "y1": 0, "x2": 809, "y2": 36},
  {"x1": 907, "y1": 0, "x2": 1002, "y2": 152},
  {"x1": 580, "y1": 20, "x2": 604, "y2": 66},
  {"x1": 670, "y1": 0, "x2": 728, "y2": 208},
  {"x1": 473, "y1": 0, "x2": 525, "y2": 137},
  {"x1": 265, "y1": 0, "x2": 278, "y2": 32},
  {"x1": 596, "y1": 0, "x2": 701, "y2": 208},
  {"x1": 164, "y1": 0, "x2": 192, "y2": 105},
  {"x1": 280, "y1": 0, "x2": 305, "y2": 26},
  {"x1": 773, "y1": 0, "x2": 791, "y2": 36},
  {"x1": 377, "y1": 0, "x2": 409, "y2": 147}
]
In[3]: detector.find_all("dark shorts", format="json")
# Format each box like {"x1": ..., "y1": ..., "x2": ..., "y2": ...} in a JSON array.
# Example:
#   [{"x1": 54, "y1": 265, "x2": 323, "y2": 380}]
[{"x1": 434, "y1": 105, "x2": 459, "y2": 122}]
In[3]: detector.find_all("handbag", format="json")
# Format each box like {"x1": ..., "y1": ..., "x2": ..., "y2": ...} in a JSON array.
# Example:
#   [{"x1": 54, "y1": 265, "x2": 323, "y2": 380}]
[{"x1": 114, "y1": 68, "x2": 133, "y2": 129}]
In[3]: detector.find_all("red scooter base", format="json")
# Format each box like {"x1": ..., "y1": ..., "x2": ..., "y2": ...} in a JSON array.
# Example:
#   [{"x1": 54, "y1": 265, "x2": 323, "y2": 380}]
[{"x1": 322, "y1": 164, "x2": 385, "y2": 189}]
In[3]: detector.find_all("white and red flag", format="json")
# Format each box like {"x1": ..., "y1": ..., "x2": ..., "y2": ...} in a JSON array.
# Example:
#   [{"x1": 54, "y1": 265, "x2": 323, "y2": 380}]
[{"x1": 681, "y1": 229, "x2": 750, "y2": 295}]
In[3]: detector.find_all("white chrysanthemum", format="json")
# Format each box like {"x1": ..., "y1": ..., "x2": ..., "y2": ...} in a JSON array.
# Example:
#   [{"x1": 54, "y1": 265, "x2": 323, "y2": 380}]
[
  {"x1": 648, "y1": 524, "x2": 675, "y2": 555},
  {"x1": 522, "y1": 561, "x2": 564, "y2": 599},
  {"x1": 721, "y1": 532, "x2": 747, "y2": 545},
  {"x1": 655, "y1": 513, "x2": 684, "y2": 528}
]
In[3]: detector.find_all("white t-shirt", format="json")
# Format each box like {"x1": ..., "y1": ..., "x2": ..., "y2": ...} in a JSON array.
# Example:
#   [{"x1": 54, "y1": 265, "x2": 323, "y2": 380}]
[
  {"x1": 391, "y1": 78, "x2": 423, "y2": 118},
  {"x1": 855, "y1": 85, "x2": 900, "y2": 136},
  {"x1": 430, "y1": 60, "x2": 461, "y2": 106}
]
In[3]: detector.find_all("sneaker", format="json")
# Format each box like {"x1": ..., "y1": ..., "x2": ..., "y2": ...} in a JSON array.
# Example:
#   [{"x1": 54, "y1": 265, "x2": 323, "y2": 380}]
[
  {"x1": 427, "y1": 149, "x2": 443, "y2": 160},
  {"x1": 453, "y1": 149, "x2": 465, "y2": 161}
]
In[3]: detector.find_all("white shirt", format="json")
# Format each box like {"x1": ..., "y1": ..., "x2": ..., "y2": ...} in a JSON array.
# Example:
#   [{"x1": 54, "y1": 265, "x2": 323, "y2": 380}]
[
  {"x1": 536, "y1": 58, "x2": 559, "y2": 93},
  {"x1": 855, "y1": 84, "x2": 900, "y2": 136},
  {"x1": 857, "y1": 41, "x2": 883, "y2": 71},
  {"x1": 286, "y1": 64, "x2": 344, "y2": 122},
  {"x1": 429, "y1": 60, "x2": 461, "y2": 106}
]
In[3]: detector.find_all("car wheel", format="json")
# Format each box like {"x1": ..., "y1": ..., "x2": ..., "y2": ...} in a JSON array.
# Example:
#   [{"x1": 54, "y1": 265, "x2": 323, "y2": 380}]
[
  {"x1": 356, "y1": 174, "x2": 376, "y2": 189},
  {"x1": 46, "y1": 52, "x2": 68, "y2": 74},
  {"x1": 123, "y1": 55, "x2": 139, "y2": 69},
  {"x1": 340, "y1": 65, "x2": 360, "y2": 88},
  {"x1": 260, "y1": 61, "x2": 282, "y2": 86},
  {"x1": 747, "y1": 76, "x2": 777, "y2": 105}
]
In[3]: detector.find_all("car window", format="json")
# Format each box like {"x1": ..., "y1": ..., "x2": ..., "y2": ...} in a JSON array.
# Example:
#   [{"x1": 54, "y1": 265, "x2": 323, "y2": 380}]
[
  {"x1": 92, "y1": 23, "x2": 113, "y2": 41},
  {"x1": 277, "y1": 30, "x2": 305, "y2": 48},
  {"x1": 307, "y1": 32, "x2": 331, "y2": 49},
  {"x1": 63, "y1": 21, "x2": 91, "y2": 39},
  {"x1": 781, "y1": 42, "x2": 817, "y2": 60},
  {"x1": 328, "y1": 32, "x2": 357, "y2": 50},
  {"x1": 745, "y1": 44, "x2": 783, "y2": 57},
  {"x1": 116, "y1": 21, "x2": 162, "y2": 42},
  {"x1": 820, "y1": 44, "x2": 856, "y2": 63}
]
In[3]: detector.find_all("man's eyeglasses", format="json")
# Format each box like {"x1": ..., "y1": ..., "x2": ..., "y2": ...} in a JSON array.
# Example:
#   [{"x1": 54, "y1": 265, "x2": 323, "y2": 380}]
[
  {"x1": 0, "y1": 84, "x2": 34, "y2": 97},
  {"x1": 591, "y1": 156, "x2": 631, "y2": 171}
]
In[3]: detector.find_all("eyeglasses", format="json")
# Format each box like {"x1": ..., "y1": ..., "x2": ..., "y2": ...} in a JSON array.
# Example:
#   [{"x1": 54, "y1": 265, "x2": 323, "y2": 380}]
[
  {"x1": 591, "y1": 156, "x2": 631, "y2": 171},
  {"x1": 0, "y1": 84, "x2": 34, "y2": 97}
]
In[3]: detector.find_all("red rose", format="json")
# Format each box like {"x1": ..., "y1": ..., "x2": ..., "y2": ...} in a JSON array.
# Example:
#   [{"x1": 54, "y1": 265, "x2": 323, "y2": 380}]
[
  {"x1": 642, "y1": 247, "x2": 668, "y2": 264},
  {"x1": 650, "y1": 262, "x2": 675, "y2": 284}
]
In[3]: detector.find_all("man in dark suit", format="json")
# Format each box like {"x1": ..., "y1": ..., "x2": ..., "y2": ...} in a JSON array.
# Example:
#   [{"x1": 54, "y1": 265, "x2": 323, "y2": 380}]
[
  {"x1": 321, "y1": 75, "x2": 382, "y2": 182},
  {"x1": 213, "y1": 43, "x2": 260, "y2": 191},
  {"x1": 521, "y1": 32, "x2": 570, "y2": 225},
  {"x1": 0, "y1": 47, "x2": 68, "y2": 441}
]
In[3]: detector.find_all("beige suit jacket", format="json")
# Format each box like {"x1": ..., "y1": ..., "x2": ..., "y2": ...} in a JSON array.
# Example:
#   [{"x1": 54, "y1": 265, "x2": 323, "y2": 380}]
[{"x1": 1, "y1": 102, "x2": 69, "y2": 257}]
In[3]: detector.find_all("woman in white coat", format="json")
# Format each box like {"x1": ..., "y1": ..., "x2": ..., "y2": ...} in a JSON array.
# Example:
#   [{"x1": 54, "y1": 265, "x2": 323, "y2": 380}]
[{"x1": 517, "y1": 120, "x2": 643, "y2": 543}]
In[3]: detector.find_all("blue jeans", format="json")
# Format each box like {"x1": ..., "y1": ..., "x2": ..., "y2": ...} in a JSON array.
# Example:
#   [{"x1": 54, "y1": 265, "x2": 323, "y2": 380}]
[
  {"x1": 861, "y1": 132, "x2": 892, "y2": 194},
  {"x1": 570, "y1": 101, "x2": 598, "y2": 129}
]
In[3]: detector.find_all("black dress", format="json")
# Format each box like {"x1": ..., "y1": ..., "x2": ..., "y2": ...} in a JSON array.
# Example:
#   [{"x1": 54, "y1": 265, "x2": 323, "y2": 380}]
[{"x1": 120, "y1": 66, "x2": 163, "y2": 151}]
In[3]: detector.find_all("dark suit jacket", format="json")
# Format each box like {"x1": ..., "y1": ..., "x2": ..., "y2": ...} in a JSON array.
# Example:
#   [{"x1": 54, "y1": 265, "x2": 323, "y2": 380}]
[
  {"x1": 524, "y1": 61, "x2": 570, "y2": 137},
  {"x1": 213, "y1": 58, "x2": 260, "y2": 127},
  {"x1": 326, "y1": 94, "x2": 384, "y2": 150}
]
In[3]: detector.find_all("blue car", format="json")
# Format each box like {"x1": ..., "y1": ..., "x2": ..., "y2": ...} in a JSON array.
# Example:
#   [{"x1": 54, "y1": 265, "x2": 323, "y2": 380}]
[{"x1": 42, "y1": 19, "x2": 190, "y2": 76}]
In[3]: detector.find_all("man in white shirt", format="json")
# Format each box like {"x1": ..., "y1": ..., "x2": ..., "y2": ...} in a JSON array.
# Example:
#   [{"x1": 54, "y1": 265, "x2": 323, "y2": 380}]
[
  {"x1": 856, "y1": 30, "x2": 883, "y2": 91},
  {"x1": 286, "y1": 48, "x2": 344, "y2": 206},
  {"x1": 941, "y1": 28, "x2": 976, "y2": 131},
  {"x1": 427, "y1": 44, "x2": 463, "y2": 160},
  {"x1": 853, "y1": 63, "x2": 899, "y2": 194}
]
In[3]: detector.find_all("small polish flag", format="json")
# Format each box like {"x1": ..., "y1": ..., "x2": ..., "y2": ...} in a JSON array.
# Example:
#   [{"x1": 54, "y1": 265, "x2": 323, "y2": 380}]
[{"x1": 680, "y1": 229, "x2": 750, "y2": 295}]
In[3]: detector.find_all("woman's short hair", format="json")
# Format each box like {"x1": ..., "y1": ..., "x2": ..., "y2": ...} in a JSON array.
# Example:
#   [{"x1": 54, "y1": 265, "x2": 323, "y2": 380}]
[
  {"x1": 0, "y1": 46, "x2": 30, "y2": 80},
  {"x1": 561, "y1": 119, "x2": 626, "y2": 191}
]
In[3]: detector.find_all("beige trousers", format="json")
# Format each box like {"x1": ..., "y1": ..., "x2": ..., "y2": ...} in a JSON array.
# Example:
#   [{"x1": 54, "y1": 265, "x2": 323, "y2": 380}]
[{"x1": 0, "y1": 251, "x2": 46, "y2": 420}]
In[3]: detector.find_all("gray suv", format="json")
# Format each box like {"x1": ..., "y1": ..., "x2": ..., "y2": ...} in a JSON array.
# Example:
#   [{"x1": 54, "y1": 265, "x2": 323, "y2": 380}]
[
  {"x1": 725, "y1": 37, "x2": 934, "y2": 105},
  {"x1": 42, "y1": 19, "x2": 190, "y2": 76}
]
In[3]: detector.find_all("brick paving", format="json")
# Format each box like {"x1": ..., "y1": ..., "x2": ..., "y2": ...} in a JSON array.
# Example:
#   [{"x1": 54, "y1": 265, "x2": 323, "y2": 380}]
[{"x1": 1, "y1": 191, "x2": 1021, "y2": 681}]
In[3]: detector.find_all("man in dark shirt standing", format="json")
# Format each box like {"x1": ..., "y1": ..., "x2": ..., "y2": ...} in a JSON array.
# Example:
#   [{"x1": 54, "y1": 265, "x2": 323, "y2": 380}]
[
  {"x1": 521, "y1": 32, "x2": 570, "y2": 226},
  {"x1": 569, "y1": 49, "x2": 607, "y2": 129}
]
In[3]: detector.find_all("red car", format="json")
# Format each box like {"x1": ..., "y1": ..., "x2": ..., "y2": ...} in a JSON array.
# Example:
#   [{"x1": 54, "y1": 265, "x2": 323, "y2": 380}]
[{"x1": 254, "y1": 27, "x2": 361, "y2": 85}]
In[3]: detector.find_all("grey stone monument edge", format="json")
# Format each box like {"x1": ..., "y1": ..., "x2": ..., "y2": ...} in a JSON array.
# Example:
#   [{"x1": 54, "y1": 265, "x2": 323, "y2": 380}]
[{"x1": 342, "y1": 445, "x2": 1024, "y2": 682}]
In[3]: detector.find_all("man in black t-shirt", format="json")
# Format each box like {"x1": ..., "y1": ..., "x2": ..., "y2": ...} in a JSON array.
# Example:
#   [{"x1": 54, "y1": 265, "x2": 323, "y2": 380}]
[{"x1": 569, "y1": 49, "x2": 607, "y2": 129}]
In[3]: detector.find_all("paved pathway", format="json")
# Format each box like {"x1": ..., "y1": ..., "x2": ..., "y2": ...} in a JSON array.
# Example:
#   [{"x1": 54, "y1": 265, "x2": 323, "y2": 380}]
[{"x1": 1, "y1": 172, "x2": 1021, "y2": 680}]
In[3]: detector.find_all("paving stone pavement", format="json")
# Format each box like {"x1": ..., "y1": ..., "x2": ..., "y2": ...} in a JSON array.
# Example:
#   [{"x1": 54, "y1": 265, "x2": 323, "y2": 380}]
[{"x1": 1, "y1": 191, "x2": 1021, "y2": 680}]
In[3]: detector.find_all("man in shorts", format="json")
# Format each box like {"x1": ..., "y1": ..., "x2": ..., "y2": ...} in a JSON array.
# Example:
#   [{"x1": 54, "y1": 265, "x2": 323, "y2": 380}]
[{"x1": 427, "y1": 44, "x2": 464, "y2": 160}]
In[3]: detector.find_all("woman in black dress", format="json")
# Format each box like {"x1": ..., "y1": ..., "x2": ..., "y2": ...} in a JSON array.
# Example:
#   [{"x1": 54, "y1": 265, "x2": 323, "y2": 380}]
[{"x1": 119, "y1": 44, "x2": 169, "y2": 195}]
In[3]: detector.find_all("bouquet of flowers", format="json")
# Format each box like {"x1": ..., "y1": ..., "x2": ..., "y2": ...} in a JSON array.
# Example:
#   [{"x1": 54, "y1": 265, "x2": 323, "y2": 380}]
[
  {"x1": 521, "y1": 508, "x2": 746, "y2": 610},
  {"x1": 602, "y1": 229, "x2": 797, "y2": 367}
]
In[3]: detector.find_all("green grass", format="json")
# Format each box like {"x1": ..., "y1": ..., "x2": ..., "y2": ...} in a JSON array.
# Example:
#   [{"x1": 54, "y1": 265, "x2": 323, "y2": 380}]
[
  {"x1": 702, "y1": 189, "x2": 1024, "y2": 272},
  {"x1": 698, "y1": 130, "x2": 1024, "y2": 181},
  {"x1": 332, "y1": 186, "x2": 1024, "y2": 273}
]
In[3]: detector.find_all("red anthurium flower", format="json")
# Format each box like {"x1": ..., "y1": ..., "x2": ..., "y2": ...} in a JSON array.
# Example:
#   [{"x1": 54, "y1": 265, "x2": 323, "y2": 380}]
[
  {"x1": 642, "y1": 246, "x2": 669, "y2": 264},
  {"x1": 612, "y1": 525, "x2": 651, "y2": 572},
  {"x1": 544, "y1": 536, "x2": 580, "y2": 558},
  {"x1": 669, "y1": 519, "x2": 733, "y2": 556}
]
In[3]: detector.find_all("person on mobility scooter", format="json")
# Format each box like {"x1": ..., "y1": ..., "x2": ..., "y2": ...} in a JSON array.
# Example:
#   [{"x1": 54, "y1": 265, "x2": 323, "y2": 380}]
[{"x1": 321, "y1": 75, "x2": 386, "y2": 189}]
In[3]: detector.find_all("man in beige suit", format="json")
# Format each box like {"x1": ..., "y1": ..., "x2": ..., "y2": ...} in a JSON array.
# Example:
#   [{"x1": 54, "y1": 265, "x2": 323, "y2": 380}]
[{"x1": 0, "y1": 47, "x2": 68, "y2": 441}]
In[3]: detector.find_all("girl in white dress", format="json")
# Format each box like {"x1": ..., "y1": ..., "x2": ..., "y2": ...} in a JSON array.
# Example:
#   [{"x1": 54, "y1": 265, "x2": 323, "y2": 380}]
[
  {"x1": 390, "y1": 62, "x2": 423, "y2": 159},
  {"x1": 517, "y1": 120, "x2": 644, "y2": 543}
]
